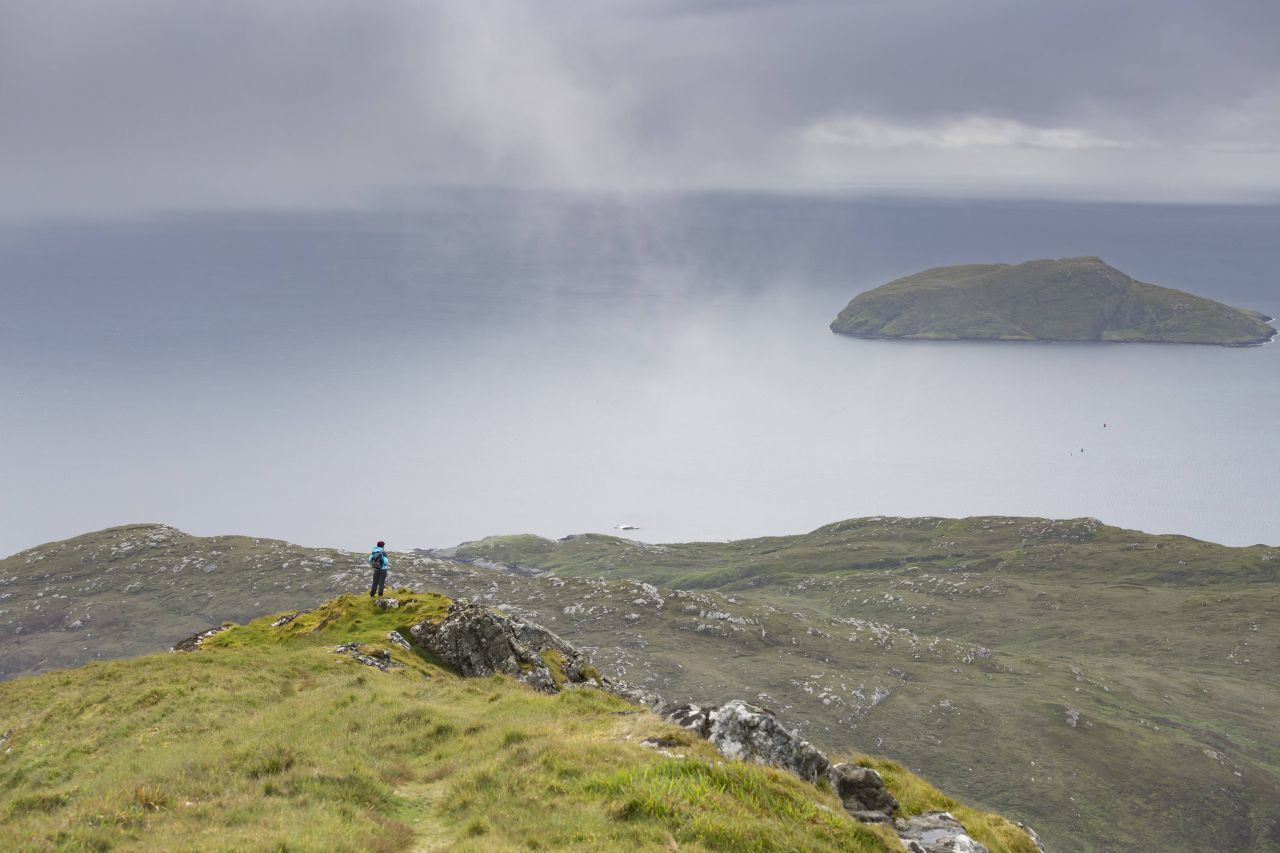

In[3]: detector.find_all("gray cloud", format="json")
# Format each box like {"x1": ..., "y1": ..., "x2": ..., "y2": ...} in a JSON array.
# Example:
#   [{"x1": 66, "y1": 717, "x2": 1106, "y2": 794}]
[{"x1": 2, "y1": 0, "x2": 1278, "y2": 214}]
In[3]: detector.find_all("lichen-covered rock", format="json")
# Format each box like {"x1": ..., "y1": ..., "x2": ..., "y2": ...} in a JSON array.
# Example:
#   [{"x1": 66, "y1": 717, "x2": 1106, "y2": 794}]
[
  {"x1": 663, "y1": 700, "x2": 830, "y2": 783},
  {"x1": 409, "y1": 600, "x2": 667, "y2": 703},
  {"x1": 374, "y1": 598, "x2": 400, "y2": 611},
  {"x1": 829, "y1": 762, "x2": 899, "y2": 817},
  {"x1": 333, "y1": 642, "x2": 401, "y2": 671},
  {"x1": 409, "y1": 600, "x2": 585, "y2": 692},
  {"x1": 170, "y1": 625, "x2": 230, "y2": 652},
  {"x1": 270, "y1": 610, "x2": 310, "y2": 628},
  {"x1": 896, "y1": 811, "x2": 988, "y2": 853},
  {"x1": 386, "y1": 630, "x2": 413, "y2": 652}
]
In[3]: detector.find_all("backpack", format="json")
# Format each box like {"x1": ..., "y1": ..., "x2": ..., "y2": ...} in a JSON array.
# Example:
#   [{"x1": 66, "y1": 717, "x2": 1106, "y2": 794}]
[{"x1": 369, "y1": 549, "x2": 384, "y2": 570}]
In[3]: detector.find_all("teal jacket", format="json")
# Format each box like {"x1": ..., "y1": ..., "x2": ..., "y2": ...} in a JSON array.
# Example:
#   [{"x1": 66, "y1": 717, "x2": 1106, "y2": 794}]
[{"x1": 369, "y1": 547, "x2": 389, "y2": 572}]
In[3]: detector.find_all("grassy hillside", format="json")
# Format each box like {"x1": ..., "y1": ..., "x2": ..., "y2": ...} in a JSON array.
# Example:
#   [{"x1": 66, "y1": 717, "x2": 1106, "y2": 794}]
[
  {"x1": 829, "y1": 257, "x2": 1277, "y2": 345},
  {"x1": 5, "y1": 518, "x2": 1279, "y2": 850},
  {"x1": 444, "y1": 516, "x2": 1280, "y2": 852},
  {"x1": 0, "y1": 592, "x2": 1037, "y2": 852}
]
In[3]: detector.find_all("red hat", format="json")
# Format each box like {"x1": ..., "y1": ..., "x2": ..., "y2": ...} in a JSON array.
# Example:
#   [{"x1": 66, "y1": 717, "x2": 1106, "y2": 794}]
[{"x1": 376, "y1": 540, "x2": 385, "y2": 547}]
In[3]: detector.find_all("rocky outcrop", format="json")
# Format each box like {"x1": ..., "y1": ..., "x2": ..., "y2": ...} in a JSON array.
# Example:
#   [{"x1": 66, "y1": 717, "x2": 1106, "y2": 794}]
[
  {"x1": 831, "y1": 762, "x2": 899, "y2": 821},
  {"x1": 665, "y1": 700, "x2": 831, "y2": 784},
  {"x1": 897, "y1": 812, "x2": 988, "y2": 853},
  {"x1": 663, "y1": 701, "x2": 910, "y2": 831},
  {"x1": 410, "y1": 600, "x2": 596, "y2": 693},
  {"x1": 374, "y1": 598, "x2": 400, "y2": 611}
]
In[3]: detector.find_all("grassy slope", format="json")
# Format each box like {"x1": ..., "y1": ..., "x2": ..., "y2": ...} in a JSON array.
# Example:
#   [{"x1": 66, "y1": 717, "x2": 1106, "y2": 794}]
[
  {"x1": 0, "y1": 592, "x2": 1039, "y2": 852},
  {"x1": 447, "y1": 516, "x2": 1280, "y2": 852},
  {"x1": 829, "y1": 257, "x2": 1276, "y2": 344}
]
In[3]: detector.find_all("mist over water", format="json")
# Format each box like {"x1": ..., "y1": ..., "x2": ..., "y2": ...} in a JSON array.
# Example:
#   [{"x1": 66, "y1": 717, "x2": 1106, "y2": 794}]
[{"x1": 3, "y1": 192, "x2": 1278, "y2": 556}]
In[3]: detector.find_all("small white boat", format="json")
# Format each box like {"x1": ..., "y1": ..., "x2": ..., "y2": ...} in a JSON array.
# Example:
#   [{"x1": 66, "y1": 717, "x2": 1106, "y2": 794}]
[{"x1": 613, "y1": 523, "x2": 639, "y2": 531}]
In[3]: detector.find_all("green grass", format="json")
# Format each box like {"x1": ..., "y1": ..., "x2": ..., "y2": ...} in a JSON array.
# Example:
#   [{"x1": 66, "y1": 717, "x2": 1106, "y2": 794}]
[
  {"x1": 845, "y1": 754, "x2": 1040, "y2": 853},
  {"x1": 0, "y1": 590, "x2": 1036, "y2": 851}
]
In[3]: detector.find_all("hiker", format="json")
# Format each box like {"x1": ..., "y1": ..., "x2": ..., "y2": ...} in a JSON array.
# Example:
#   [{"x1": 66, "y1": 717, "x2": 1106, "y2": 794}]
[{"x1": 369, "y1": 540, "x2": 389, "y2": 598}]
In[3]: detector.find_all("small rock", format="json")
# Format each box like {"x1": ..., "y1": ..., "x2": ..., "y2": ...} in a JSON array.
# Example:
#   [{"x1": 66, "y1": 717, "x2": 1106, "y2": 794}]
[
  {"x1": 603, "y1": 679, "x2": 664, "y2": 709},
  {"x1": 386, "y1": 630, "x2": 413, "y2": 652},
  {"x1": 374, "y1": 598, "x2": 401, "y2": 611},
  {"x1": 333, "y1": 642, "x2": 401, "y2": 671},
  {"x1": 1015, "y1": 821, "x2": 1048, "y2": 852},
  {"x1": 896, "y1": 811, "x2": 987, "y2": 853},
  {"x1": 271, "y1": 610, "x2": 310, "y2": 628},
  {"x1": 170, "y1": 625, "x2": 230, "y2": 652}
]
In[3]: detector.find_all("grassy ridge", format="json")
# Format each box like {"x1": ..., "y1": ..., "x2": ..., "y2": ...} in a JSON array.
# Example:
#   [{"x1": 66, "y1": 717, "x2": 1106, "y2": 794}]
[
  {"x1": 829, "y1": 257, "x2": 1276, "y2": 345},
  {"x1": 0, "y1": 591, "x2": 1037, "y2": 851}
]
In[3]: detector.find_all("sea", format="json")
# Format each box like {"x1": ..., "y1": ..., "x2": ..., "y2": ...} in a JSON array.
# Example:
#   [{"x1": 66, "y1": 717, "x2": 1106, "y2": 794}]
[{"x1": 2, "y1": 191, "x2": 1277, "y2": 557}]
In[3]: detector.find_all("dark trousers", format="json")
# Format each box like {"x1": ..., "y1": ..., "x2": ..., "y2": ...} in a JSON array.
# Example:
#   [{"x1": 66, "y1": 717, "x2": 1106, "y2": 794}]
[{"x1": 370, "y1": 568, "x2": 388, "y2": 597}]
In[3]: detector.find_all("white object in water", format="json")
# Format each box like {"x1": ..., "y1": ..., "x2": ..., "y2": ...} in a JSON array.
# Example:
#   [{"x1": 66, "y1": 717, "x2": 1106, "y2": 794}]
[{"x1": 614, "y1": 524, "x2": 639, "y2": 531}]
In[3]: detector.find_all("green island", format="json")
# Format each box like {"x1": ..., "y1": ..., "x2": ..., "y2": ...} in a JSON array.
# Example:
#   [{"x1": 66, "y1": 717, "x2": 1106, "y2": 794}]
[{"x1": 829, "y1": 257, "x2": 1276, "y2": 345}]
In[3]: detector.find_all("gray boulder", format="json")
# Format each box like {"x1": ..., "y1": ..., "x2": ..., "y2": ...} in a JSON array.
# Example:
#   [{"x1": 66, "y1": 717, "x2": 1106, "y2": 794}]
[
  {"x1": 829, "y1": 762, "x2": 899, "y2": 817},
  {"x1": 663, "y1": 700, "x2": 830, "y2": 783},
  {"x1": 409, "y1": 600, "x2": 589, "y2": 693},
  {"x1": 409, "y1": 601, "x2": 668, "y2": 704},
  {"x1": 896, "y1": 812, "x2": 988, "y2": 853}
]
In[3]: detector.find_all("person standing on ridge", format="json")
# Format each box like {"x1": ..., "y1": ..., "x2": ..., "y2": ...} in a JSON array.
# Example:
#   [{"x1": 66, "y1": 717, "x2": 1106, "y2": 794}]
[{"x1": 369, "y1": 541, "x2": 389, "y2": 598}]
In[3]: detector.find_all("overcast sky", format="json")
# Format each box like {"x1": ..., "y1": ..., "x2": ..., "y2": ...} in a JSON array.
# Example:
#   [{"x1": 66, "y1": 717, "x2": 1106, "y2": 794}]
[{"x1": 3, "y1": 0, "x2": 1279, "y2": 214}]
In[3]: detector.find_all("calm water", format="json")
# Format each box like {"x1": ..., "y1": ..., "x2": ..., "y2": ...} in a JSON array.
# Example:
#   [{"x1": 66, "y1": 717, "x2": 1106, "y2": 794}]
[{"x1": 2, "y1": 193, "x2": 1278, "y2": 556}]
